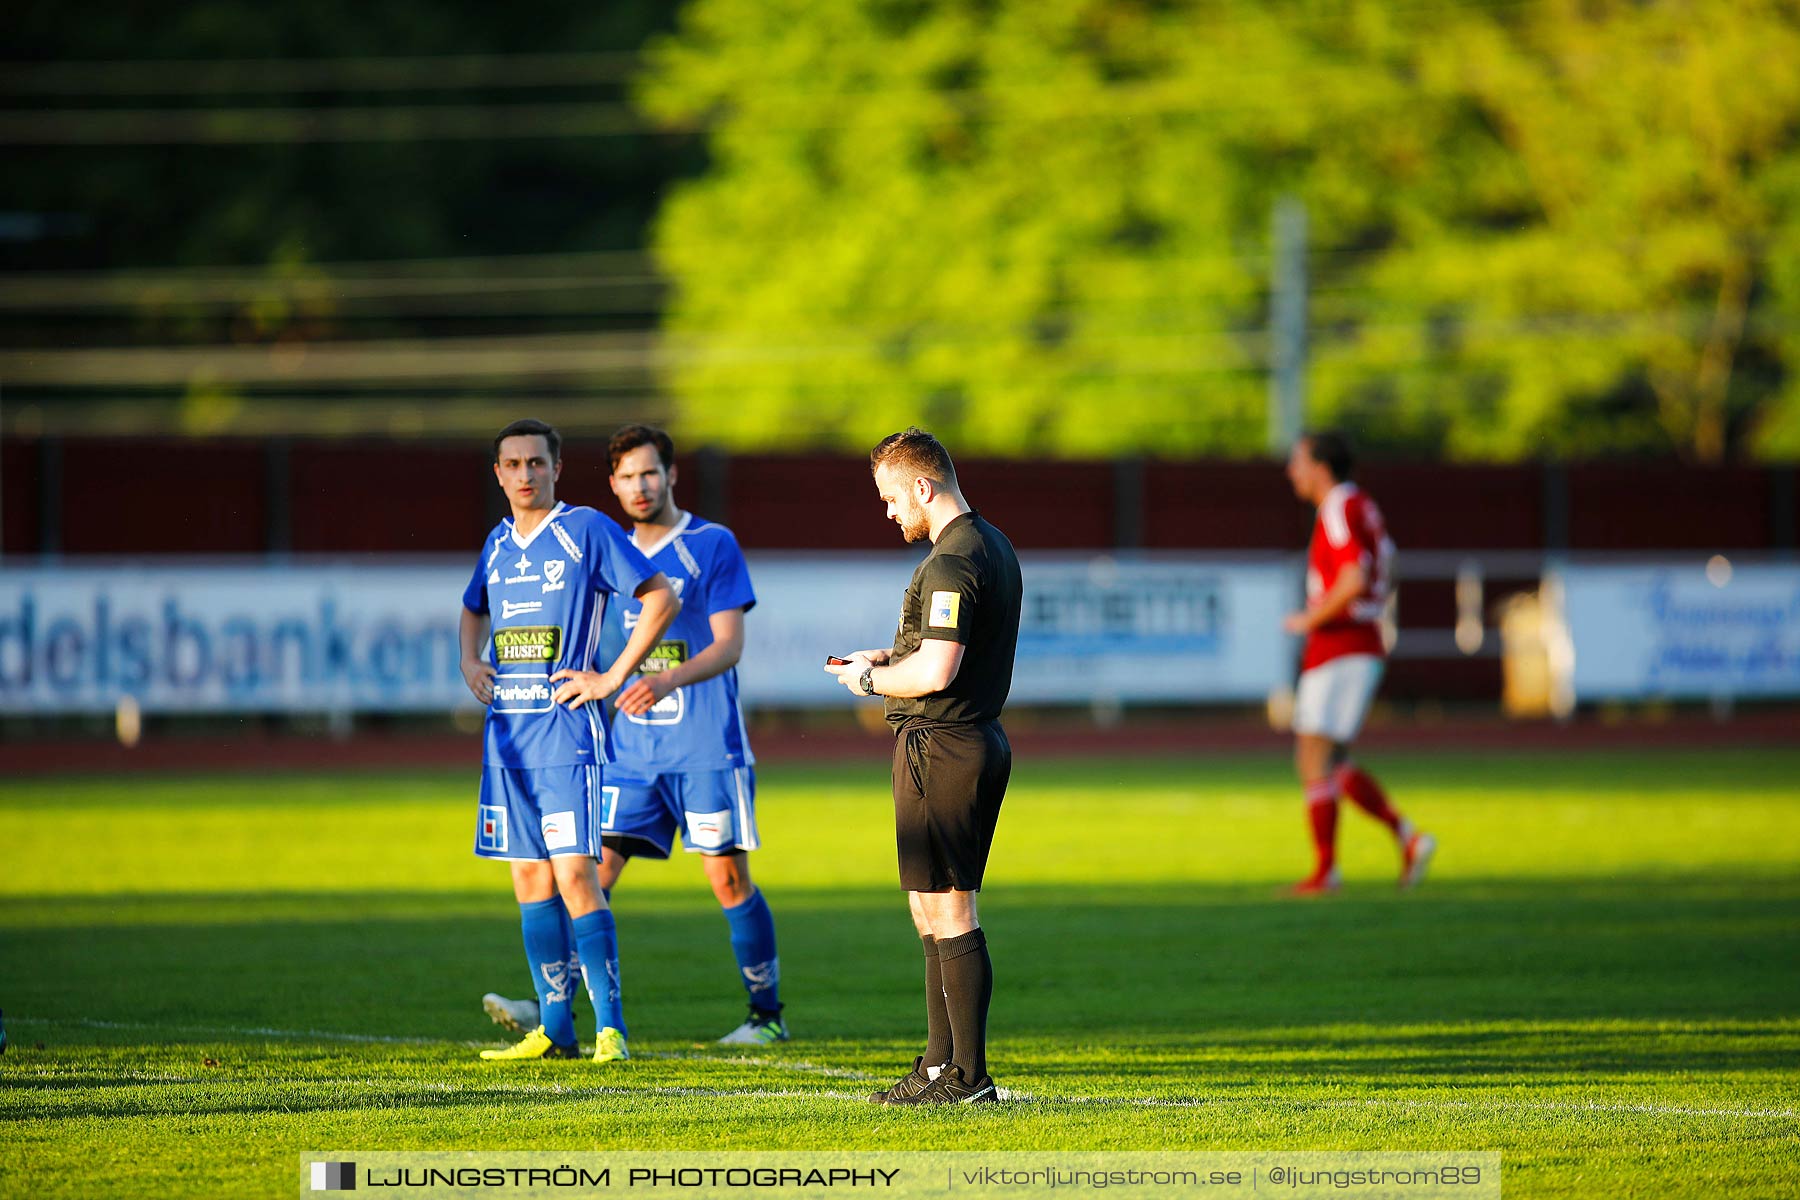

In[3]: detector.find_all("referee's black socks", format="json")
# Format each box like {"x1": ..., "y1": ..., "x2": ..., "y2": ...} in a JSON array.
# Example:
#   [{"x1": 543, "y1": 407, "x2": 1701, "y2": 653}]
[
  {"x1": 920, "y1": 935, "x2": 953, "y2": 1068},
  {"x1": 935, "y1": 927, "x2": 992, "y2": 1082}
]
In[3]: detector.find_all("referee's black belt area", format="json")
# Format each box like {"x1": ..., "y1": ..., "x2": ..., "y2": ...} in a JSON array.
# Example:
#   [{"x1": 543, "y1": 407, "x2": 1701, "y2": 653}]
[{"x1": 888, "y1": 714, "x2": 1004, "y2": 736}]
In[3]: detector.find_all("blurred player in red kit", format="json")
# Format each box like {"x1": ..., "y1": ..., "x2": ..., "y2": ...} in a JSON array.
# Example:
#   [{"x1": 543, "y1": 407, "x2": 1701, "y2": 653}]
[{"x1": 1282, "y1": 431, "x2": 1435, "y2": 895}]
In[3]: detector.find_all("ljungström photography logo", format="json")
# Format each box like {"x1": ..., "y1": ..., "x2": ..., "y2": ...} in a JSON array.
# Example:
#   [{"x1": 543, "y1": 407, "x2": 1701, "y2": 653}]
[{"x1": 310, "y1": 1161, "x2": 356, "y2": 1191}]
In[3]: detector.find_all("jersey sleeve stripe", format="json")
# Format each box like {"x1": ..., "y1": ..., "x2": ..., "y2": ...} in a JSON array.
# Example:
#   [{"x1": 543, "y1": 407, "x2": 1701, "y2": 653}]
[{"x1": 1321, "y1": 488, "x2": 1351, "y2": 548}]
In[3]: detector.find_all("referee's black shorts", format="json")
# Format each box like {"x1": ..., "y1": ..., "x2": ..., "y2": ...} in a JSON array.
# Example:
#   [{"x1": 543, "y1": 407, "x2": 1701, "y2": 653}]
[{"x1": 891, "y1": 716, "x2": 1011, "y2": 892}]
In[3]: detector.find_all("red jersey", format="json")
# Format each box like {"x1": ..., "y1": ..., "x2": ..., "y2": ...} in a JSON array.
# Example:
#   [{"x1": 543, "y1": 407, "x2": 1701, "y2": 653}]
[{"x1": 1302, "y1": 482, "x2": 1394, "y2": 671}]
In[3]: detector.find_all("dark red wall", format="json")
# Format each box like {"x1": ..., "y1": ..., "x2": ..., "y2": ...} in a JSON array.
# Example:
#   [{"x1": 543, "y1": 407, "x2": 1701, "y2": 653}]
[
  {"x1": 721, "y1": 454, "x2": 886, "y2": 551},
  {"x1": 3, "y1": 436, "x2": 1793, "y2": 557},
  {"x1": 60, "y1": 439, "x2": 267, "y2": 554},
  {"x1": 962, "y1": 459, "x2": 1117, "y2": 549},
  {"x1": 1359, "y1": 463, "x2": 1543, "y2": 550},
  {"x1": 1568, "y1": 464, "x2": 1770, "y2": 550},
  {"x1": 1142, "y1": 461, "x2": 1303, "y2": 549},
  {"x1": 2, "y1": 438, "x2": 39, "y2": 555},
  {"x1": 289, "y1": 444, "x2": 489, "y2": 553}
]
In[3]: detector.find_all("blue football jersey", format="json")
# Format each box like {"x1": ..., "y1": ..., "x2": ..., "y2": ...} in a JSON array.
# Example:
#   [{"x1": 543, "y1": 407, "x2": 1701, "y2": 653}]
[
  {"x1": 462, "y1": 502, "x2": 658, "y2": 769},
  {"x1": 604, "y1": 512, "x2": 757, "y2": 774}
]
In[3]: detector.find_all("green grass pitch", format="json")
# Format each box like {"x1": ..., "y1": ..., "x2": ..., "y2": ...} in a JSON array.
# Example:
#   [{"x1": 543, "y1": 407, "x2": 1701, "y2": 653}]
[{"x1": 3, "y1": 747, "x2": 1798, "y2": 1198}]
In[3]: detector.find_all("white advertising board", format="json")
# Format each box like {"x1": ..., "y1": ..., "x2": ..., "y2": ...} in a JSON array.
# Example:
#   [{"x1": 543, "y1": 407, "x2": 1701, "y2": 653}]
[
  {"x1": 742, "y1": 554, "x2": 1296, "y2": 705},
  {"x1": 1560, "y1": 561, "x2": 1800, "y2": 699},
  {"x1": 0, "y1": 562, "x2": 475, "y2": 714},
  {"x1": 0, "y1": 555, "x2": 1299, "y2": 714}
]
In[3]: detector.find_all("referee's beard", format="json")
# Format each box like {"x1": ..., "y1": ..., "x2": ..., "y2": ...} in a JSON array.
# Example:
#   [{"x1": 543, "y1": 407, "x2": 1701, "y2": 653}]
[{"x1": 897, "y1": 496, "x2": 931, "y2": 543}]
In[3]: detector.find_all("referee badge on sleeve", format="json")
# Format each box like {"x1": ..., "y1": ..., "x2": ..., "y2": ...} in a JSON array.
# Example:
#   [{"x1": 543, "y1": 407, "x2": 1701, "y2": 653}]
[{"x1": 929, "y1": 591, "x2": 961, "y2": 628}]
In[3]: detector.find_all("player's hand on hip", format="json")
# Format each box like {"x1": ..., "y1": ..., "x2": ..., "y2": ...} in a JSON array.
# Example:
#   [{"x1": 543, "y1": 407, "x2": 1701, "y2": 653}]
[
  {"x1": 550, "y1": 668, "x2": 621, "y2": 709},
  {"x1": 461, "y1": 658, "x2": 496, "y2": 705},
  {"x1": 615, "y1": 672, "x2": 673, "y2": 716},
  {"x1": 1282, "y1": 611, "x2": 1311, "y2": 635}
]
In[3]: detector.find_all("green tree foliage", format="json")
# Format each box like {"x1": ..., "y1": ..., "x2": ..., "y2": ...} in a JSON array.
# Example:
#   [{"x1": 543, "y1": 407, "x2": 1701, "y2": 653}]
[{"x1": 640, "y1": 0, "x2": 1800, "y2": 461}]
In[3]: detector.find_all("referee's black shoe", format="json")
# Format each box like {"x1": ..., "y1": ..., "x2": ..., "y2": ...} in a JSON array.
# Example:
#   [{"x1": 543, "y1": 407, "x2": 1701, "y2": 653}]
[
  {"x1": 868, "y1": 1056, "x2": 941, "y2": 1104},
  {"x1": 901, "y1": 1063, "x2": 999, "y2": 1105}
]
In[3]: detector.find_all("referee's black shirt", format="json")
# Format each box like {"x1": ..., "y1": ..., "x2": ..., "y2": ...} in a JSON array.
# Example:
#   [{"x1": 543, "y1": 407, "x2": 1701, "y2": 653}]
[{"x1": 884, "y1": 510, "x2": 1022, "y2": 729}]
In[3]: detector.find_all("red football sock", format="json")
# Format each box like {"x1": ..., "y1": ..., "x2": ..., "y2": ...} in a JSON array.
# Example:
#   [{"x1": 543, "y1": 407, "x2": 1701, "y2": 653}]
[
  {"x1": 1337, "y1": 763, "x2": 1403, "y2": 835},
  {"x1": 1304, "y1": 778, "x2": 1338, "y2": 872}
]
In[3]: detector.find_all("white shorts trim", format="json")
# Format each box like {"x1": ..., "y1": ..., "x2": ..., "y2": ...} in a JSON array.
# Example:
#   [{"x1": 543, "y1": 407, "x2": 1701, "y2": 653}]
[
  {"x1": 1294, "y1": 654, "x2": 1383, "y2": 743},
  {"x1": 731, "y1": 766, "x2": 760, "y2": 853}
]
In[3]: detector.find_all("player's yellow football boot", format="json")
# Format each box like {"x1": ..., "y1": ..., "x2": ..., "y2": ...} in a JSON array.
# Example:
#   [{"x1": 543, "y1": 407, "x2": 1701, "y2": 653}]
[
  {"x1": 479, "y1": 1025, "x2": 581, "y2": 1061},
  {"x1": 593, "y1": 1026, "x2": 630, "y2": 1063}
]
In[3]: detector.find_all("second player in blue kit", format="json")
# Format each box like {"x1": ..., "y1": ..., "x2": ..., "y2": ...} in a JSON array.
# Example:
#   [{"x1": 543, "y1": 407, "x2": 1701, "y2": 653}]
[{"x1": 482, "y1": 424, "x2": 788, "y2": 1046}]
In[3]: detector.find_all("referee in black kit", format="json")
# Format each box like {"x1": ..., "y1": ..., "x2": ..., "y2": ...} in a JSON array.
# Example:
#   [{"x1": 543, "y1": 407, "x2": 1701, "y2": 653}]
[{"x1": 826, "y1": 428, "x2": 1022, "y2": 1106}]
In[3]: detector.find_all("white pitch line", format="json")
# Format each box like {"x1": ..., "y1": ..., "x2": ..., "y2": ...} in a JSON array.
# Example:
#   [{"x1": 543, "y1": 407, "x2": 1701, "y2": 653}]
[
  {"x1": 427, "y1": 1082, "x2": 870, "y2": 1102},
  {"x1": 29, "y1": 1018, "x2": 878, "y2": 1076},
  {"x1": 1352, "y1": 1097, "x2": 1800, "y2": 1122},
  {"x1": 38, "y1": 1017, "x2": 478, "y2": 1047},
  {"x1": 20, "y1": 1017, "x2": 1795, "y2": 1121},
  {"x1": 639, "y1": 1049, "x2": 882, "y2": 1082},
  {"x1": 281, "y1": 1079, "x2": 871, "y2": 1103},
  {"x1": 15, "y1": 1071, "x2": 866, "y2": 1104},
  {"x1": 1007, "y1": 1094, "x2": 1799, "y2": 1121}
]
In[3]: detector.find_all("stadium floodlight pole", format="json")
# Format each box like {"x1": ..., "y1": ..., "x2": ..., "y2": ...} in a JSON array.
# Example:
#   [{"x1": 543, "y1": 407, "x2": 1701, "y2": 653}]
[{"x1": 1268, "y1": 195, "x2": 1308, "y2": 455}]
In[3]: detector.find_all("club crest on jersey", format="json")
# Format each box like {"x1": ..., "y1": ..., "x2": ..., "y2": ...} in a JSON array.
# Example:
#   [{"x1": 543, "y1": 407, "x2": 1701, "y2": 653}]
[
  {"x1": 541, "y1": 558, "x2": 566, "y2": 593},
  {"x1": 929, "y1": 590, "x2": 961, "y2": 628},
  {"x1": 505, "y1": 554, "x2": 540, "y2": 586}
]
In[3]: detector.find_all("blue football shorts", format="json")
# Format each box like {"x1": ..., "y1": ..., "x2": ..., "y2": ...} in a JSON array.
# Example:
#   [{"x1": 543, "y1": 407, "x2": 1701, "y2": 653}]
[
  {"x1": 475, "y1": 763, "x2": 602, "y2": 861},
  {"x1": 598, "y1": 766, "x2": 760, "y2": 859}
]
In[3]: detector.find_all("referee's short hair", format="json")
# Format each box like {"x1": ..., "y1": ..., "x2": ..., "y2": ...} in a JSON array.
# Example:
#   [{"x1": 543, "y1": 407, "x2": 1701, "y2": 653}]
[
  {"x1": 494, "y1": 418, "x2": 561, "y2": 463},
  {"x1": 608, "y1": 423, "x2": 675, "y2": 474},
  {"x1": 1300, "y1": 429, "x2": 1354, "y2": 482},
  {"x1": 871, "y1": 427, "x2": 957, "y2": 486}
]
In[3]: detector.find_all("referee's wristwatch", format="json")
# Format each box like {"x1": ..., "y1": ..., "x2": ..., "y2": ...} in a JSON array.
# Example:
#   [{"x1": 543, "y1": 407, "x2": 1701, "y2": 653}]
[{"x1": 858, "y1": 665, "x2": 877, "y2": 696}]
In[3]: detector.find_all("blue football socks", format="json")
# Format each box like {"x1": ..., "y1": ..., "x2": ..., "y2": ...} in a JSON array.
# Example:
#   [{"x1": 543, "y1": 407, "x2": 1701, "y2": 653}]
[
  {"x1": 518, "y1": 897, "x2": 577, "y2": 1046},
  {"x1": 722, "y1": 888, "x2": 782, "y2": 1013},
  {"x1": 571, "y1": 907, "x2": 626, "y2": 1037},
  {"x1": 556, "y1": 889, "x2": 606, "y2": 983}
]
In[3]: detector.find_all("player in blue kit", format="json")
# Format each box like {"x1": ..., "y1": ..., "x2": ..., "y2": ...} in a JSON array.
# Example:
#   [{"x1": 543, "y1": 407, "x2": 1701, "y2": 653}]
[
  {"x1": 480, "y1": 424, "x2": 788, "y2": 1046},
  {"x1": 460, "y1": 418, "x2": 680, "y2": 1064}
]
